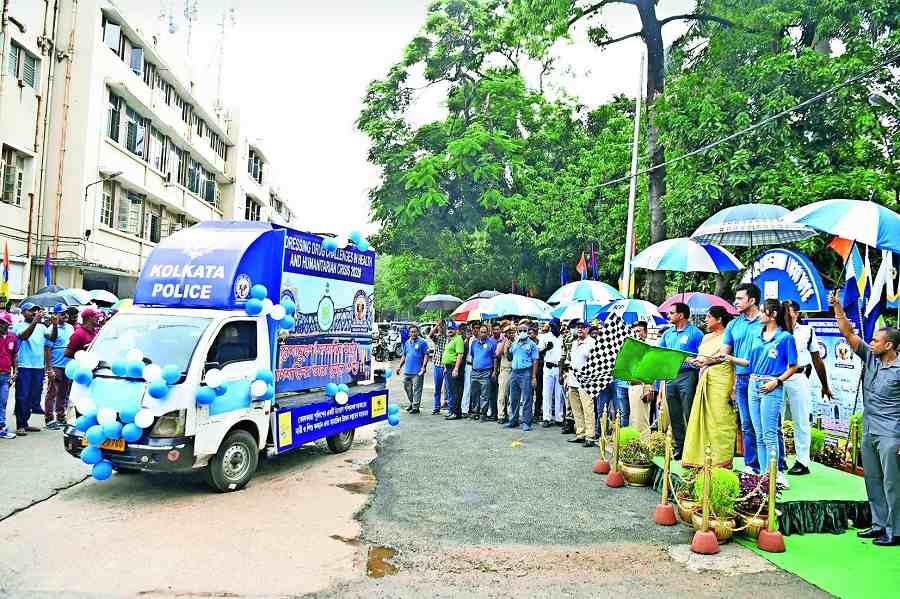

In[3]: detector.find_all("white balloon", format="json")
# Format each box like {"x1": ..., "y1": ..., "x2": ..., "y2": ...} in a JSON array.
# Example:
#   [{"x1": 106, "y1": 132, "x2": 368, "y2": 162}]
[
  {"x1": 270, "y1": 304, "x2": 286, "y2": 321},
  {"x1": 134, "y1": 409, "x2": 154, "y2": 428},
  {"x1": 74, "y1": 350, "x2": 87, "y2": 363},
  {"x1": 143, "y1": 364, "x2": 163, "y2": 382},
  {"x1": 260, "y1": 298, "x2": 274, "y2": 316},
  {"x1": 334, "y1": 391, "x2": 349, "y2": 406},
  {"x1": 74, "y1": 395, "x2": 96, "y2": 415},
  {"x1": 97, "y1": 407, "x2": 118, "y2": 425},
  {"x1": 250, "y1": 379, "x2": 268, "y2": 398},
  {"x1": 80, "y1": 352, "x2": 100, "y2": 370},
  {"x1": 125, "y1": 348, "x2": 144, "y2": 363},
  {"x1": 204, "y1": 368, "x2": 224, "y2": 389}
]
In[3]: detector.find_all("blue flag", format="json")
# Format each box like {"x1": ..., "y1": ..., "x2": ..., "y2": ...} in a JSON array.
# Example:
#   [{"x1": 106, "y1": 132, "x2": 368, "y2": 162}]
[
  {"x1": 44, "y1": 251, "x2": 52, "y2": 286},
  {"x1": 560, "y1": 263, "x2": 568, "y2": 286}
]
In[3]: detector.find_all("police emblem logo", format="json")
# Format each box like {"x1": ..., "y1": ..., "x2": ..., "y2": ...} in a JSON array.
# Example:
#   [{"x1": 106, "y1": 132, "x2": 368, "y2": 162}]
[
  {"x1": 234, "y1": 274, "x2": 252, "y2": 300},
  {"x1": 768, "y1": 348, "x2": 778, "y2": 359}
]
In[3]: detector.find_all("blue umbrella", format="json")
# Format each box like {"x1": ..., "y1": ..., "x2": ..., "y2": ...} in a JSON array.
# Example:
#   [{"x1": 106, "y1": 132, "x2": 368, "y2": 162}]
[
  {"x1": 783, "y1": 199, "x2": 900, "y2": 254},
  {"x1": 596, "y1": 299, "x2": 667, "y2": 325},
  {"x1": 691, "y1": 203, "x2": 816, "y2": 246},
  {"x1": 550, "y1": 301, "x2": 610, "y2": 322},
  {"x1": 632, "y1": 238, "x2": 744, "y2": 273},
  {"x1": 546, "y1": 281, "x2": 623, "y2": 306}
]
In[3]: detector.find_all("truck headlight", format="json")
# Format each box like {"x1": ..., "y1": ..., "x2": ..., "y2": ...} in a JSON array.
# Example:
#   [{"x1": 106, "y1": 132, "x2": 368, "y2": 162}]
[{"x1": 149, "y1": 410, "x2": 186, "y2": 437}]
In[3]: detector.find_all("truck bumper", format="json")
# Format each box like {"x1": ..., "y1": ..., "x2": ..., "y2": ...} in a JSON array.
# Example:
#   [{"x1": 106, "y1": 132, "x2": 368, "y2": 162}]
[{"x1": 63, "y1": 427, "x2": 197, "y2": 473}]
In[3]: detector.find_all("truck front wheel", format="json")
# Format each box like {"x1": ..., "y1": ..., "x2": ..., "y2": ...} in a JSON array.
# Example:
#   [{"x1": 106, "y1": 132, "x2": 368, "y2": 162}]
[
  {"x1": 326, "y1": 429, "x2": 355, "y2": 453},
  {"x1": 206, "y1": 429, "x2": 259, "y2": 492}
]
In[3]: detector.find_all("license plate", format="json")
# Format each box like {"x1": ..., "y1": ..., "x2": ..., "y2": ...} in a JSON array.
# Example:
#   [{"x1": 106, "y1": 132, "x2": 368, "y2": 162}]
[{"x1": 81, "y1": 438, "x2": 126, "y2": 452}]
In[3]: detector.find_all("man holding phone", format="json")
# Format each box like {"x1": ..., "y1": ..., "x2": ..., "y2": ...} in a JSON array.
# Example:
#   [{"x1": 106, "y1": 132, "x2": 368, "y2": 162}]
[{"x1": 13, "y1": 302, "x2": 58, "y2": 435}]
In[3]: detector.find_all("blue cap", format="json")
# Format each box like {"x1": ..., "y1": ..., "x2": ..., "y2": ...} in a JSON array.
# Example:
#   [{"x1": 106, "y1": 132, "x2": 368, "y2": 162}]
[
  {"x1": 51, "y1": 303, "x2": 66, "y2": 314},
  {"x1": 20, "y1": 302, "x2": 37, "y2": 311}
]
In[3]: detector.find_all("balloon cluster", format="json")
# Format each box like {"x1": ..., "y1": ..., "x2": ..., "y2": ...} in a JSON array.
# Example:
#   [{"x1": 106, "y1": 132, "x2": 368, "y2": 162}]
[
  {"x1": 196, "y1": 367, "x2": 275, "y2": 406},
  {"x1": 243, "y1": 284, "x2": 295, "y2": 331},
  {"x1": 325, "y1": 382, "x2": 350, "y2": 405},
  {"x1": 387, "y1": 403, "x2": 400, "y2": 427},
  {"x1": 322, "y1": 230, "x2": 369, "y2": 253}
]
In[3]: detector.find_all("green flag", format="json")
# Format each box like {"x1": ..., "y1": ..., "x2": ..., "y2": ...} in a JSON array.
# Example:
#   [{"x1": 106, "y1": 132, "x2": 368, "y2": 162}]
[{"x1": 612, "y1": 338, "x2": 693, "y2": 384}]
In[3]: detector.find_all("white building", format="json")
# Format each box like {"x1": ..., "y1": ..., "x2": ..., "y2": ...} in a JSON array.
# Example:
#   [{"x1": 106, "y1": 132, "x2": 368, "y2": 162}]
[{"x1": 0, "y1": 0, "x2": 296, "y2": 298}]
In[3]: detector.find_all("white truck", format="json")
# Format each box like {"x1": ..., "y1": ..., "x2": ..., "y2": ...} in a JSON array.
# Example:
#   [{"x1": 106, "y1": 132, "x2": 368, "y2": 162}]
[{"x1": 64, "y1": 221, "x2": 388, "y2": 491}]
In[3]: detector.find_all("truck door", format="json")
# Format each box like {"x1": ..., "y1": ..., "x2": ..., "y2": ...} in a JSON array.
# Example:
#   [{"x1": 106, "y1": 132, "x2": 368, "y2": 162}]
[{"x1": 194, "y1": 317, "x2": 270, "y2": 455}]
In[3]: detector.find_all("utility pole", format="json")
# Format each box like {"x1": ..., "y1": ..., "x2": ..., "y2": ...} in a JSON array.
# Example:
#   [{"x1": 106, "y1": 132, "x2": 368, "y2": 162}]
[
  {"x1": 214, "y1": 2, "x2": 236, "y2": 118},
  {"x1": 622, "y1": 50, "x2": 645, "y2": 298}
]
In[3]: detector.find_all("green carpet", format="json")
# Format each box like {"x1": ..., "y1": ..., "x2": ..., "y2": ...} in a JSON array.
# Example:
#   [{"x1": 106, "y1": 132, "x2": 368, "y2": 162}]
[{"x1": 737, "y1": 531, "x2": 900, "y2": 599}]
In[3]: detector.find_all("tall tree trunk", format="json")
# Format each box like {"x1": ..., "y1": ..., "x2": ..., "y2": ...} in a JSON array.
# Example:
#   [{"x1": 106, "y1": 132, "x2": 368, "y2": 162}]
[{"x1": 637, "y1": 0, "x2": 667, "y2": 303}]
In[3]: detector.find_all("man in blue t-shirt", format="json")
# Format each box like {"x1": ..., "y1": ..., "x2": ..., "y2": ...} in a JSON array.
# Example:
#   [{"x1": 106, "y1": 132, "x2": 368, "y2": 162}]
[
  {"x1": 505, "y1": 322, "x2": 540, "y2": 431},
  {"x1": 658, "y1": 302, "x2": 704, "y2": 459},
  {"x1": 468, "y1": 324, "x2": 498, "y2": 420},
  {"x1": 12, "y1": 302, "x2": 58, "y2": 434},
  {"x1": 396, "y1": 324, "x2": 430, "y2": 414},
  {"x1": 43, "y1": 306, "x2": 78, "y2": 428}
]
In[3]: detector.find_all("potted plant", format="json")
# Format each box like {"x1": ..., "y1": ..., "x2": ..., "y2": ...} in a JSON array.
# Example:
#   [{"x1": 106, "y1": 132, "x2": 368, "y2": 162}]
[
  {"x1": 619, "y1": 438, "x2": 654, "y2": 486},
  {"x1": 647, "y1": 431, "x2": 667, "y2": 458},
  {"x1": 783, "y1": 420, "x2": 796, "y2": 455},
  {"x1": 690, "y1": 467, "x2": 740, "y2": 542},
  {"x1": 734, "y1": 472, "x2": 780, "y2": 539},
  {"x1": 675, "y1": 469, "x2": 699, "y2": 526},
  {"x1": 810, "y1": 428, "x2": 825, "y2": 460}
]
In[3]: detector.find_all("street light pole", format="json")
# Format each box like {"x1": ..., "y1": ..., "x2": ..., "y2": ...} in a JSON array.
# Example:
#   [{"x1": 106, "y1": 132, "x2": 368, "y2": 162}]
[
  {"x1": 81, "y1": 171, "x2": 123, "y2": 239},
  {"x1": 622, "y1": 51, "x2": 645, "y2": 298}
]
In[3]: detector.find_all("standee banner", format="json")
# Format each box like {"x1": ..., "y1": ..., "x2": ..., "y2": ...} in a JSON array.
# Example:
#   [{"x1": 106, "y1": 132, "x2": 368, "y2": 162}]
[
  {"x1": 276, "y1": 229, "x2": 375, "y2": 393},
  {"x1": 274, "y1": 389, "x2": 388, "y2": 453},
  {"x1": 805, "y1": 318, "x2": 863, "y2": 436}
]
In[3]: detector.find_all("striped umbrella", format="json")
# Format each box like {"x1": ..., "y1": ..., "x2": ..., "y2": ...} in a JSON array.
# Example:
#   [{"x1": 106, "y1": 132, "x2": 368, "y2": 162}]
[
  {"x1": 632, "y1": 238, "x2": 744, "y2": 273},
  {"x1": 550, "y1": 301, "x2": 610, "y2": 322},
  {"x1": 596, "y1": 299, "x2": 667, "y2": 325},
  {"x1": 783, "y1": 199, "x2": 900, "y2": 254},
  {"x1": 546, "y1": 280, "x2": 623, "y2": 306},
  {"x1": 480, "y1": 294, "x2": 552, "y2": 320},
  {"x1": 450, "y1": 298, "x2": 486, "y2": 322},
  {"x1": 691, "y1": 203, "x2": 816, "y2": 246}
]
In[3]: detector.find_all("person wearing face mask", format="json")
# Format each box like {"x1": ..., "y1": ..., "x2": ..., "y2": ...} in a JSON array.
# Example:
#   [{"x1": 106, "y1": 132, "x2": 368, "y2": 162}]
[
  {"x1": 468, "y1": 324, "x2": 498, "y2": 421},
  {"x1": 539, "y1": 321, "x2": 565, "y2": 427},
  {"x1": 527, "y1": 325, "x2": 543, "y2": 421},
  {"x1": 567, "y1": 321, "x2": 597, "y2": 447},
  {"x1": 504, "y1": 323, "x2": 540, "y2": 431}
]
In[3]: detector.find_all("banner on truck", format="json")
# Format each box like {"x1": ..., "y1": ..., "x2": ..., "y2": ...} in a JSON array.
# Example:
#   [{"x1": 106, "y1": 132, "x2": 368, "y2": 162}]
[
  {"x1": 805, "y1": 318, "x2": 863, "y2": 436},
  {"x1": 276, "y1": 229, "x2": 375, "y2": 392}
]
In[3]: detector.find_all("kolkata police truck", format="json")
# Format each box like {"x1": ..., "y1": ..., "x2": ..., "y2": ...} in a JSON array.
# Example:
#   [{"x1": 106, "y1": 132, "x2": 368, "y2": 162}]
[{"x1": 63, "y1": 221, "x2": 387, "y2": 491}]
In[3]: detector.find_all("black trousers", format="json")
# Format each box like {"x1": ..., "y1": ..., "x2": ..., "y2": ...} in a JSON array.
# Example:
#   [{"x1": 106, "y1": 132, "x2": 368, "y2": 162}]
[
  {"x1": 448, "y1": 369, "x2": 465, "y2": 416},
  {"x1": 666, "y1": 370, "x2": 698, "y2": 455}
]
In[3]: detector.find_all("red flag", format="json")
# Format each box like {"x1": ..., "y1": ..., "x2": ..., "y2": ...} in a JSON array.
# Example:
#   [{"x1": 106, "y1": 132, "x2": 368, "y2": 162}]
[
  {"x1": 829, "y1": 236, "x2": 853, "y2": 260},
  {"x1": 576, "y1": 253, "x2": 588, "y2": 279}
]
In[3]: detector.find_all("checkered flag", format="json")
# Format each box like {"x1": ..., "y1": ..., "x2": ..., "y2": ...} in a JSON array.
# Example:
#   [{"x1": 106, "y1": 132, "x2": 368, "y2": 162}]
[{"x1": 574, "y1": 313, "x2": 633, "y2": 399}]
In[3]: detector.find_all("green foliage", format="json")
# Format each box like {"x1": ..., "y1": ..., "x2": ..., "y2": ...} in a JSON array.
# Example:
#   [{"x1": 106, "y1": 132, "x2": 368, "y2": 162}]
[
  {"x1": 620, "y1": 438, "x2": 652, "y2": 466},
  {"x1": 647, "y1": 431, "x2": 667, "y2": 458},
  {"x1": 783, "y1": 420, "x2": 795, "y2": 455},
  {"x1": 694, "y1": 467, "x2": 741, "y2": 518},
  {"x1": 810, "y1": 427, "x2": 826, "y2": 457},
  {"x1": 618, "y1": 426, "x2": 640, "y2": 448}
]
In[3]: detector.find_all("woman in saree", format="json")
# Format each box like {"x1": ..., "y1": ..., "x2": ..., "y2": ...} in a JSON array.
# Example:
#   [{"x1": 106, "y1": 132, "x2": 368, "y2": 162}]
[{"x1": 682, "y1": 306, "x2": 738, "y2": 468}]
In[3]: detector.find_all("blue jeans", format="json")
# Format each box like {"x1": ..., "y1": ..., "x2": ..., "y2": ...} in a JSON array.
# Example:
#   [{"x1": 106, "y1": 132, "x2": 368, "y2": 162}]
[
  {"x1": 15, "y1": 367, "x2": 44, "y2": 430},
  {"x1": 736, "y1": 374, "x2": 786, "y2": 471},
  {"x1": 433, "y1": 365, "x2": 446, "y2": 411},
  {"x1": 749, "y1": 378, "x2": 785, "y2": 473},
  {"x1": 470, "y1": 368, "x2": 492, "y2": 416},
  {"x1": 0, "y1": 373, "x2": 9, "y2": 432},
  {"x1": 508, "y1": 368, "x2": 533, "y2": 426},
  {"x1": 596, "y1": 383, "x2": 632, "y2": 432}
]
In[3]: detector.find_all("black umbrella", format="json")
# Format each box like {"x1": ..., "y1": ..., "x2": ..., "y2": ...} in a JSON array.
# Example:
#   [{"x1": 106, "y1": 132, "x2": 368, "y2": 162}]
[
  {"x1": 36, "y1": 285, "x2": 65, "y2": 294},
  {"x1": 20, "y1": 292, "x2": 74, "y2": 309},
  {"x1": 467, "y1": 289, "x2": 501, "y2": 300},
  {"x1": 417, "y1": 294, "x2": 464, "y2": 311}
]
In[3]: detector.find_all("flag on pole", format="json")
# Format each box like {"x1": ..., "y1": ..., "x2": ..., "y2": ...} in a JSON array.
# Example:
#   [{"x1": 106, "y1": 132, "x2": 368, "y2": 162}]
[
  {"x1": 612, "y1": 338, "x2": 691, "y2": 384},
  {"x1": 560, "y1": 263, "x2": 568, "y2": 286},
  {"x1": 865, "y1": 250, "x2": 891, "y2": 339},
  {"x1": 576, "y1": 253, "x2": 588, "y2": 280},
  {"x1": 511, "y1": 278, "x2": 517, "y2": 294},
  {"x1": 574, "y1": 313, "x2": 633, "y2": 398},
  {"x1": 590, "y1": 245, "x2": 598, "y2": 281},
  {"x1": 618, "y1": 267, "x2": 635, "y2": 297},
  {"x1": 1, "y1": 242, "x2": 9, "y2": 299},
  {"x1": 44, "y1": 250, "x2": 52, "y2": 286},
  {"x1": 888, "y1": 253, "x2": 900, "y2": 310}
]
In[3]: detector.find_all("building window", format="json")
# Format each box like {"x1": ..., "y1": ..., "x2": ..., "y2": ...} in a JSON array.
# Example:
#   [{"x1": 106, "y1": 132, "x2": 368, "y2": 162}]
[
  {"x1": 130, "y1": 46, "x2": 143, "y2": 76},
  {"x1": 204, "y1": 176, "x2": 218, "y2": 207},
  {"x1": 1, "y1": 147, "x2": 25, "y2": 207},
  {"x1": 245, "y1": 197, "x2": 261, "y2": 221},
  {"x1": 125, "y1": 106, "x2": 145, "y2": 157},
  {"x1": 107, "y1": 91, "x2": 121, "y2": 142},
  {"x1": 143, "y1": 62, "x2": 155, "y2": 87},
  {"x1": 248, "y1": 149, "x2": 263, "y2": 184},
  {"x1": 147, "y1": 204, "x2": 161, "y2": 243},
  {"x1": 181, "y1": 101, "x2": 192, "y2": 124},
  {"x1": 149, "y1": 127, "x2": 168, "y2": 172},
  {"x1": 177, "y1": 148, "x2": 188, "y2": 187},
  {"x1": 117, "y1": 191, "x2": 143, "y2": 236},
  {"x1": 102, "y1": 17, "x2": 121, "y2": 54},
  {"x1": 6, "y1": 42, "x2": 39, "y2": 89},
  {"x1": 100, "y1": 180, "x2": 115, "y2": 227},
  {"x1": 187, "y1": 158, "x2": 200, "y2": 194},
  {"x1": 196, "y1": 117, "x2": 204, "y2": 138}
]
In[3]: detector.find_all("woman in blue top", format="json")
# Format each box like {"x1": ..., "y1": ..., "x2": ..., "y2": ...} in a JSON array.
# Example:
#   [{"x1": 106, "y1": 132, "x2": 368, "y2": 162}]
[{"x1": 725, "y1": 299, "x2": 798, "y2": 488}]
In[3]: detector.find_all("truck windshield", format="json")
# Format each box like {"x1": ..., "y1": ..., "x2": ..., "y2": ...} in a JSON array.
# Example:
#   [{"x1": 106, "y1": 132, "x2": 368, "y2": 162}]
[{"x1": 91, "y1": 313, "x2": 212, "y2": 373}]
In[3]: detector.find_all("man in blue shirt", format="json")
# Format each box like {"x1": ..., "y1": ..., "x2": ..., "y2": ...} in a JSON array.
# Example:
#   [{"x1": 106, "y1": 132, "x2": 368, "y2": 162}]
[
  {"x1": 468, "y1": 324, "x2": 498, "y2": 421},
  {"x1": 12, "y1": 303, "x2": 57, "y2": 434},
  {"x1": 658, "y1": 302, "x2": 704, "y2": 459},
  {"x1": 505, "y1": 322, "x2": 540, "y2": 431},
  {"x1": 43, "y1": 306, "x2": 78, "y2": 428},
  {"x1": 396, "y1": 324, "x2": 429, "y2": 414}
]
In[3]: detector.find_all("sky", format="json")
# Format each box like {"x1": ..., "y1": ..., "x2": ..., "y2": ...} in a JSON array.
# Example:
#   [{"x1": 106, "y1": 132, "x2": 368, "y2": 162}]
[{"x1": 116, "y1": 0, "x2": 696, "y2": 236}]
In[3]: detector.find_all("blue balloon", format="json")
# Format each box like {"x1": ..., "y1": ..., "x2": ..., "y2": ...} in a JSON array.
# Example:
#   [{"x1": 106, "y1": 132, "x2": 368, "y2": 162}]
[
  {"x1": 255, "y1": 369, "x2": 275, "y2": 384},
  {"x1": 322, "y1": 237, "x2": 338, "y2": 252},
  {"x1": 111, "y1": 360, "x2": 127, "y2": 376},
  {"x1": 121, "y1": 422, "x2": 143, "y2": 442},
  {"x1": 92, "y1": 460, "x2": 114, "y2": 481},
  {"x1": 148, "y1": 380, "x2": 169, "y2": 399},
  {"x1": 126, "y1": 360, "x2": 145, "y2": 378},
  {"x1": 337, "y1": 384, "x2": 349, "y2": 394},
  {"x1": 162, "y1": 364, "x2": 182, "y2": 385},
  {"x1": 388, "y1": 403, "x2": 400, "y2": 415},
  {"x1": 388, "y1": 413, "x2": 400, "y2": 427},
  {"x1": 74, "y1": 413, "x2": 98, "y2": 432},
  {"x1": 85, "y1": 424, "x2": 106, "y2": 446},
  {"x1": 64, "y1": 361, "x2": 79, "y2": 380},
  {"x1": 74, "y1": 368, "x2": 93, "y2": 386},
  {"x1": 214, "y1": 384, "x2": 228, "y2": 396},
  {"x1": 118, "y1": 403, "x2": 140, "y2": 424},
  {"x1": 358, "y1": 241, "x2": 370, "y2": 253},
  {"x1": 80, "y1": 445, "x2": 103, "y2": 465},
  {"x1": 196, "y1": 386, "x2": 216, "y2": 405},
  {"x1": 245, "y1": 298, "x2": 263, "y2": 316},
  {"x1": 280, "y1": 316, "x2": 295, "y2": 330},
  {"x1": 349, "y1": 230, "x2": 363, "y2": 244},
  {"x1": 250, "y1": 284, "x2": 268, "y2": 300},
  {"x1": 324, "y1": 383, "x2": 338, "y2": 396},
  {"x1": 102, "y1": 421, "x2": 123, "y2": 440},
  {"x1": 281, "y1": 299, "x2": 296, "y2": 315}
]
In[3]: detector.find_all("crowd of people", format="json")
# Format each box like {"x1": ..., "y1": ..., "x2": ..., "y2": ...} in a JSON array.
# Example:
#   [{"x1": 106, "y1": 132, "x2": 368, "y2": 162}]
[{"x1": 0, "y1": 302, "x2": 103, "y2": 439}]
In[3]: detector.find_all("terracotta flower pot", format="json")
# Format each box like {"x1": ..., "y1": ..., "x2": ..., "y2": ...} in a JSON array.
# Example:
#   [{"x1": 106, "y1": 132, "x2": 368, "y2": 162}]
[{"x1": 621, "y1": 462, "x2": 654, "y2": 487}]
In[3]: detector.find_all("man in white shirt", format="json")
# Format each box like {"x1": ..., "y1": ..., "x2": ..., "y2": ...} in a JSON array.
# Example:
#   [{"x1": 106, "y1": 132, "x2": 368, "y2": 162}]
[
  {"x1": 539, "y1": 322, "x2": 564, "y2": 427},
  {"x1": 567, "y1": 321, "x2": 597, "y2": 447},
  {"x1": 784, "y1": 301, "x2": 833, "y2": 476}
]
